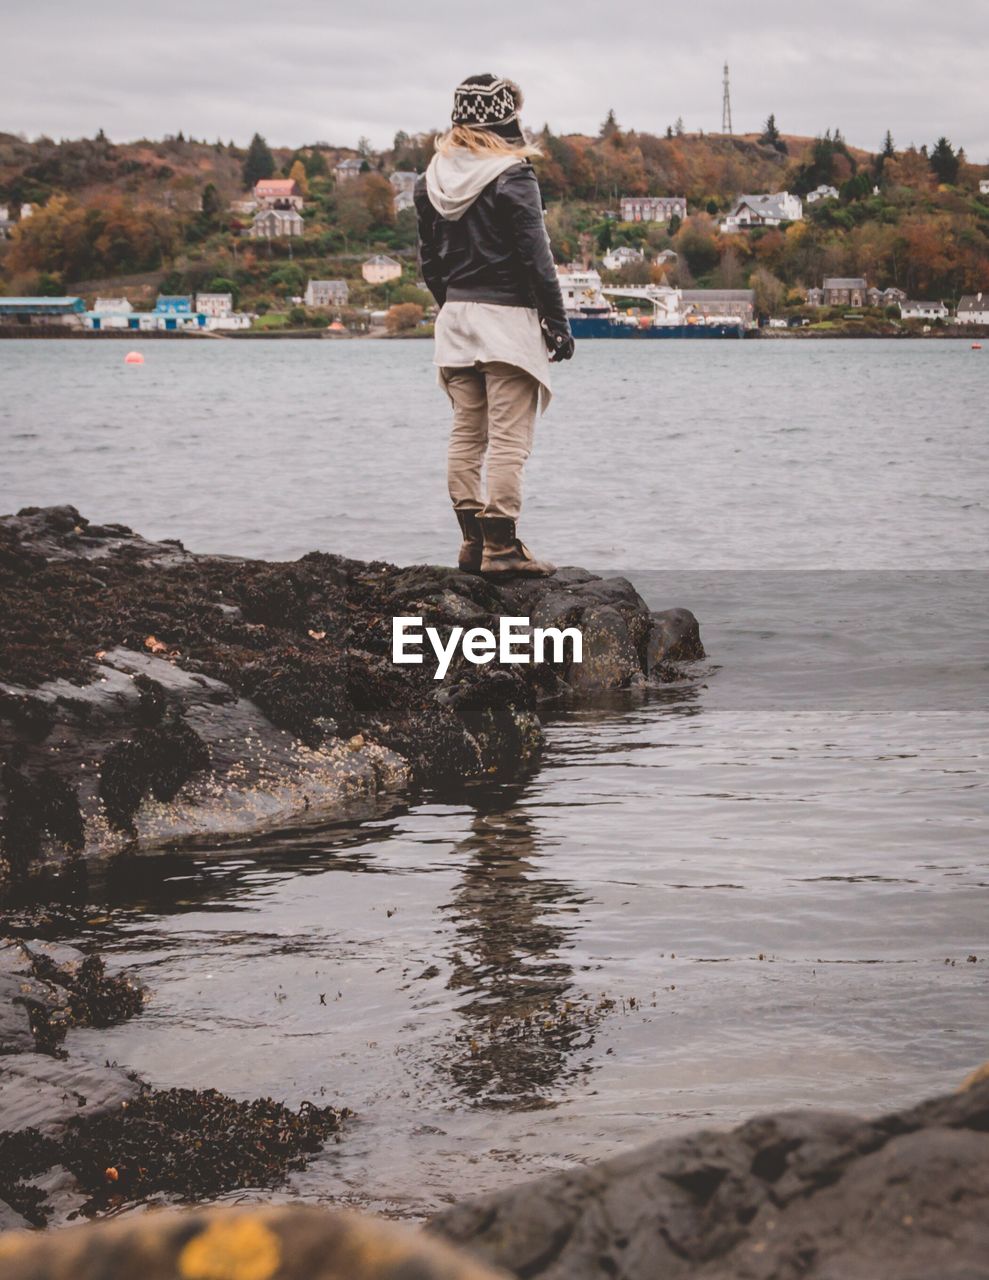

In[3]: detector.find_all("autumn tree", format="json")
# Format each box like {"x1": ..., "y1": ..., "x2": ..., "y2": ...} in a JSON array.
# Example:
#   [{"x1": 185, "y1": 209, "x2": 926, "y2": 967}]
[
  {"x1": 384, "y1": 302, "x2": 423, "y2": 332},
  {"x1": 242, "y1": 133, "x2": 275, "y2": 188},
  {"x1": 289, "y1": 159, "x2": 310, "y2": 197},
  {"x1": 360, "y1": 173, "x2": 395, "y2": 226}
]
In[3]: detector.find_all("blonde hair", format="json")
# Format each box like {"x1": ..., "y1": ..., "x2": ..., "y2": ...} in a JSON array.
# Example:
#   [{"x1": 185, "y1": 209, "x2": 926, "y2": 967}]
[{"x1": 435, "y1": 124, "x2": 541, "y2": 160}]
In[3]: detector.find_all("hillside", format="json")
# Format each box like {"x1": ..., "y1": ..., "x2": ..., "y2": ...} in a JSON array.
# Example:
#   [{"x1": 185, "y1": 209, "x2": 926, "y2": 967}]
[{"x1": 1, "y1": 121, "x2": 987, "y2": 317}]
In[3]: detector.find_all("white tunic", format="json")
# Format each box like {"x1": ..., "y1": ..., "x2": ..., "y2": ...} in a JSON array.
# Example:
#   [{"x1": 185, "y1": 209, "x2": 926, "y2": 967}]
[{"x1": 434, "y1": 300, "x2": 552, "y2": 413}]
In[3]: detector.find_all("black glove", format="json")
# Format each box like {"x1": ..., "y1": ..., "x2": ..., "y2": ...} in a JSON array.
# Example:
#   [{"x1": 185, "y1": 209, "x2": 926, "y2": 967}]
[{"x1": 542, "y1": 319, "x2": 575, "y2": 363}]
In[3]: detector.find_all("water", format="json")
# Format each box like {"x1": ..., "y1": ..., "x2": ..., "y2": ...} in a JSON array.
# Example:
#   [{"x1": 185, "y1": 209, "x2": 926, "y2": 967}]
[
  {"x1": 1, "y1": 339, "x2": 987, "y2": 1217},
  {"x1": 2, "y1": 338, "x2": 986, "y2": 566}
]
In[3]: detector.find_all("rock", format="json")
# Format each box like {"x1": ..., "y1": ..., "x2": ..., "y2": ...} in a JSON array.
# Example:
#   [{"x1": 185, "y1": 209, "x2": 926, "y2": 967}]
[
  {"x1": 0, "y1": 507, "x2": 704, "y2": 884},
  {"x1": 648, "y1": 607, "x2": 706, "y2": 666},
  {"x1": 0, "y1": 1204, "x2": 506, "y2": 1280},
  {"x1": 429, "y1": 1074, "x2": 989, "y2": 1279}
]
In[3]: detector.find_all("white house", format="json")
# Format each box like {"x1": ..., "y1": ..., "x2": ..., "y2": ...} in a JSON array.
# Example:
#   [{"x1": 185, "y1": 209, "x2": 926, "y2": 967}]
[
  {"x1": 899, "y1": 299, "x2": 948, "y2": 321},
  {"x1": 249, "y1": 208, "x2": 304, "y2": 238},
  {"x1": 196, "y1": 293, "x2": 234, "y2": 318},
  {"x1": 721, "y1": 191, "x2": 803, "y2": 231},
  {"x1": 980, "y1": 179, "x2": 989, "y2": 196},
  {"x1": 389, "y1": 171, "x2": 418, "y2": 212},
  {"x1": 654, "y1": 249, "x2": 678, "y2": 266},
  {"x1": 602, "y1": 245, "x2": 645, "y2": 271},
  {"x1": 86, "y1": 298, "x2": 134, "y2": 329},
  {"x1": 305, "y1": 279, "x2": 350, "y2": 308},
  {"x1": 806, "y1": 184, "x2": 839, "y2": 204},
  {"x1": 362, "y1": 254, "x2": 403, "y2": 284},
  {"x1": 93, "y1": 297, "x2": 133, "y2": 315},
  {"x1": 335, "y1": 157, "x2": 364, "y2": 182},
  {"x1": 619, "y1": 196, "x2": 686, "y2": 223},
  {"x1": 0, "y1": 205, "x2": 12, "y2": 239},
  {"x1": 955, "y1": 292, "x2": 989, "y2": 324}
]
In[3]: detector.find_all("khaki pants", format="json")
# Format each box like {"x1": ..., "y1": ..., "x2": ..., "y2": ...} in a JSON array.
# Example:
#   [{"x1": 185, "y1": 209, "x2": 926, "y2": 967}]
[{"x1": 442, "y1": 361, "x2": 540, "y2": 521}]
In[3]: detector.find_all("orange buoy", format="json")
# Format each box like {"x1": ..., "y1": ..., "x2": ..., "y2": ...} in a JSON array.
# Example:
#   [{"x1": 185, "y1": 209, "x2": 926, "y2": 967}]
[
  {"x1": 124, "y1": 351, "x2": 144, "y2": 364},
  {"x1": 972, "y1": 343, "x2": 983, "y2": 351}
]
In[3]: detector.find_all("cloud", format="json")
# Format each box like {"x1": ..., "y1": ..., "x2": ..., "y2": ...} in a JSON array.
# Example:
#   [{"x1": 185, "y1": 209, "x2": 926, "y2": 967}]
[{"x1": 3, "y1": 0, "x2": 987, "y2": 159}]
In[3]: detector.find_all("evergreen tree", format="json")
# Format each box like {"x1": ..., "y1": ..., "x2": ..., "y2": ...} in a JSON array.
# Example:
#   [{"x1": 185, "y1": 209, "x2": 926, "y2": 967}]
[
  {"x1": 882, "y1": 130, "x2": 895, "y2": 158},
  {"x1": 929, "y1": 136, "x2": 959, "y2": 184},
  {"x1": 666, "y1": 124, "x2": 674, "y2": 139},
  {"x1": 200, "y1": 183, "x2": 222, "y2": 220},
  {"x1": 674, "y1": 116, "x2": 685, "y2": 137},
  {"x1": 242, "y1": 132, "x2": 275, "y2": 188},
  {"x1": 600, "y1": 109, "x2": 619, "y2": 139},
  {"x1": 759, "y1": 113, "x2": 788, "y2": 155}
]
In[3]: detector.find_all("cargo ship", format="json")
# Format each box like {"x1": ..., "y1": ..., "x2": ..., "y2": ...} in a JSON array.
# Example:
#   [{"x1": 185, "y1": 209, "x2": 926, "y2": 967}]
[{"x1": 557, "y1": 268, "x2": 751, "y2": 339}]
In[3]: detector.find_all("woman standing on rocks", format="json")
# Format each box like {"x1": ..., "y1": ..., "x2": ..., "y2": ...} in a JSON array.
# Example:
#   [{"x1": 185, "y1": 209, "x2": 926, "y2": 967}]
[{"x1": 415, "y1": 74, "x2": 574, "y2": 579}]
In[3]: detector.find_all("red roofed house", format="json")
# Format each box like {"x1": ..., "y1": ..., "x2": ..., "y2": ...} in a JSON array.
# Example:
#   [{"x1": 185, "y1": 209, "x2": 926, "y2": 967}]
[{"x1": 254, "y1": 179, "x2": 303, "y2": 211}]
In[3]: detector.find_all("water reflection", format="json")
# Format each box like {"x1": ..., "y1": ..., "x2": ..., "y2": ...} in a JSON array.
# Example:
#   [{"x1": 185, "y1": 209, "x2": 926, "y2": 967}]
[{"x1": 440, "y1": 786, "x2": 597, "y2": 1110}]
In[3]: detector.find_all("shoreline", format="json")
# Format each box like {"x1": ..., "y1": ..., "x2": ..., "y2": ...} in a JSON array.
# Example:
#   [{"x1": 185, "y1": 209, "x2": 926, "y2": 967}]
[{"x1": 3, "y1": 325, "x2": 987, "y2": 342}]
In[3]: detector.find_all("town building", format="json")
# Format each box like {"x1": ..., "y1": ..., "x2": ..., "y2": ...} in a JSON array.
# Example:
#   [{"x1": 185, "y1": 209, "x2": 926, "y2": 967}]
[
  {"x1": 154, "y1": 296, "x2": 193, "y2": 315},
  {"x1": 0, "y1": 205, "x2": 12, "y2": 238},
  {"x1": 602, "y1": 245, "x2": 645, "y2": 271},
  {"x1": 899, "y1": 299, "x2": 949, "y2": 321},
  {"x1": 362, "y1": 254, "x2": 403, "y2": 284},
  {"x1": 721, "y1": 192, "x2": 803, "y2": 231},
  {"x1": 955, "y1": 292, "x2": 989, "y2": 324},
  {"x1": 20, "y1": 204, "x2": 35, "y2": 220},
  {"x1": 980, "y1": 179, "x2": 989, "y2": 196},
  {"x1": 822, "y1": 277, "x2": 868, "y2": 307},
  {"x1": 335, "y1": 157, "x2": 364, "y2": 182},
  {"x1": 305, "y1": 279, "x2": 350, "y2": 308},
  {"x1": 866, "y1": 286, "x2": 907, "y2": 308},
  {"x1": 196, "y1": 293, "x2": 234, "y2": 318},
  {"x1": 682, "y1": 289, "x2": 756, "y2": 326},
  {"x1": 654, "y1": 249, "x2": 678, "y2": 266},
  {"x1": 806, "y1": 184, "x2": 839, "y2": 204},
  {"x1": 88, "y1": 298, "x2": 134, "y2": 329},
  {"x1": 0, "y1": 297, "x2": 86, "y2": 327},
  {"x1": 619, "y1": 196, "x2": 687, "y2": 223},
  {"x1": 389, "y1": 171, "x2": 418, "y2": 212},
  {"x1": 249, "y1": 208, "x2": 304, "y2": 238},
  {"x1": 254, "y1": 179, "x2": 303, "y2": 211}
]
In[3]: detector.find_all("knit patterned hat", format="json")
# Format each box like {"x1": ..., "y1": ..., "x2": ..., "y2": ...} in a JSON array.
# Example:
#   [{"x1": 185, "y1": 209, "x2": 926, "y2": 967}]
[{"x1": 451, "y1": 73, "x2": 525, "y2": 142}]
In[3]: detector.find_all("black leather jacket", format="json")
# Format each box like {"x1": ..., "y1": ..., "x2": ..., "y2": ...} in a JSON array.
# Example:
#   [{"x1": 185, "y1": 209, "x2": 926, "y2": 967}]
[{"x1": 414, "y1": 163, "x2": 571, "y2": 338}]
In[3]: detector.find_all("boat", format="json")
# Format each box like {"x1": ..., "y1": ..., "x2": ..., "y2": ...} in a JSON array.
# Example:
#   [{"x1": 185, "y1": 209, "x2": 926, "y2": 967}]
[{"x1": 557, "y1": 268, "x2": 749, "y2": 339}]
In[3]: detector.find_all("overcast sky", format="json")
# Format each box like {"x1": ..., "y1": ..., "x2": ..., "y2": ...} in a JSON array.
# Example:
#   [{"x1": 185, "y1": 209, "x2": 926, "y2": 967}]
[{"x1": 4, "y1": 1, "x2": 987, "y2": 161}]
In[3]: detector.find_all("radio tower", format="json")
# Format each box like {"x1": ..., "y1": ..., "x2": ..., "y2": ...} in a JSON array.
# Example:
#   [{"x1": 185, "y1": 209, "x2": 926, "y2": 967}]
[{"x1": 722, "y1": 61, "x2": 733, "y2": 136}]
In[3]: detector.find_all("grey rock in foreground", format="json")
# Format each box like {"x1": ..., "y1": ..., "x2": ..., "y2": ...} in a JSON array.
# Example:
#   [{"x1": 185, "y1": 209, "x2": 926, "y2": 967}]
[{"x1": 430, "y1": 1072, "x2": 989, "y2": 1280}]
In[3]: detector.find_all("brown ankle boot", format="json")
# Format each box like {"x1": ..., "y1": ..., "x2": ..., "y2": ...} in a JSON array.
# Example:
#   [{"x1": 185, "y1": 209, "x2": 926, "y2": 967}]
[
  {"x1": 455, "y1": 507, "x2": 483, "y2": 574},
  {"x1": 479, "y1": 516, "x2": 556, "y2": 578}
]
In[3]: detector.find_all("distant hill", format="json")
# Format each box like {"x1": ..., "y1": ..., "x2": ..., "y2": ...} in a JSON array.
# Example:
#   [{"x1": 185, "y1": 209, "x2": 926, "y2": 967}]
[{"x1": 1, "y1": 124, "x2": 986, "y2": 311}]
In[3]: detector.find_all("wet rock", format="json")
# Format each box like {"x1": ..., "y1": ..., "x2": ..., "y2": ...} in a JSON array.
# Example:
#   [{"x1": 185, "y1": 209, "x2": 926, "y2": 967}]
[
  {"x1": 0, "y1": 507, "x2": 704, "y2": 884},
  {"x1": 0, "y1": 940, "x2": 143, "y2": 1056},
  {"x1": 0, "y1": 1204, "x2": 506, "y2": 1280},
  {"x1": 430, "y1": 1073, "x2": 989, "y2": 1280},
  {"x1": 648, "y1": 606, "x2": 706, "y2": 666}
]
